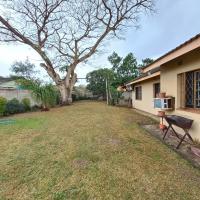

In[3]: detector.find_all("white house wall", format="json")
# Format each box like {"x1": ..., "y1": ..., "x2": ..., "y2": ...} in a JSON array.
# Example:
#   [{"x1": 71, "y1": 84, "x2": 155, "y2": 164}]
[
  {"x1": 0, "y1": 89, "x2": 38, "y2": 106},
  {"x1": 132, "y1": 77, "x2": 160, "y2": 115}
]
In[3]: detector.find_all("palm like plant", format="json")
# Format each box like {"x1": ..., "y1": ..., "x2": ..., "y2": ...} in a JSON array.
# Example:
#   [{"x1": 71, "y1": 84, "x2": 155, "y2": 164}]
[
  {"x1": 19, "y1": 79, "x2": 58, "y2": 109},
  {"x1": 31, "y1": 83, "x2": 58, "y2": 109}
]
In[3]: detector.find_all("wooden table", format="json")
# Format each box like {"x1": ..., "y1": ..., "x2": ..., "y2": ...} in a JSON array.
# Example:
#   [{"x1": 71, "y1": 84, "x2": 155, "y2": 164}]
[{"x1": 163, "y1": 115, "x2": 194, "y2": 149}]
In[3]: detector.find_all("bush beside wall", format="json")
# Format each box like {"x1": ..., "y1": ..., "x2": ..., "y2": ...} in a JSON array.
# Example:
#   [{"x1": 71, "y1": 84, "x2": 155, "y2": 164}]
[
  {"x1": 22, "y1": 98, "x2": 31, "y2": 111},
  {"x1": 0, "y1": 94, "x2": 59, "y2": 117},
  {"x1": 5, "y1": 98, "x2": 25, "y2": 115},
  {"x1": 0, "y1": 97, "x2": 7, "y2": 116},
  {"x1": 0, "y1": 97, "x2": 33, "y2": 116}
]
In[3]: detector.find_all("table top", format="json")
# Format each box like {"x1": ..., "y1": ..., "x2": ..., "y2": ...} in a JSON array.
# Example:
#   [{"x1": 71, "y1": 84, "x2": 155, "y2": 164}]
[{"x1": 164, "y1": 115, "x2": 193, "y2": 129}]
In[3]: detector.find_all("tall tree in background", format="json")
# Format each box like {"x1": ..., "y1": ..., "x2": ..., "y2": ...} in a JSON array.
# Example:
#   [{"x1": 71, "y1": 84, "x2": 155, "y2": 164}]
[
  {"x1": 138, "y1": 58, "x2": 154, "y2": 68},
  {"x1": 10, "y1": 59, "x2": 38, "y2": 80},
  {"x1": 86, "y1": 68, "x2": 115, "y2": 99},
  {"x1": 108, "y1": 52, "x2": 122, "y2": 71},
  {"x1": 0, "y1": 0, "x2": 154, "y2": 104},
  {"x1": 108, "y1": 52, "x2": 138, "y2": 85}
]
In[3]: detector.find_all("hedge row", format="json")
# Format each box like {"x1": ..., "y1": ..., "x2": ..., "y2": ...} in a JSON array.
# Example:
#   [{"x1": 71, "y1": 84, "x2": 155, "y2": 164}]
[{"x1": 0, "y1": 97, "x2": 33, "y2": 116}]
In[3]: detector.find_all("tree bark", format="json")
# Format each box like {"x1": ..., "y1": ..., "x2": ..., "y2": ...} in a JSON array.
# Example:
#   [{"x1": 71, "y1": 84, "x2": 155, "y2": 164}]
[
  {"x1": 58, "y1": 83, "x2": 72, "y2": 105},
  {"x1": 58, "y1": 69, "x2": 77, "y2": 105}
]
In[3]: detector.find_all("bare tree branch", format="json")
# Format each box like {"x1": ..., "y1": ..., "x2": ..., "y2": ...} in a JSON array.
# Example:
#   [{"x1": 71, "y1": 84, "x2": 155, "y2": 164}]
[{"x1": 0, "y1": 0, "x2": 154, "y2": 104}]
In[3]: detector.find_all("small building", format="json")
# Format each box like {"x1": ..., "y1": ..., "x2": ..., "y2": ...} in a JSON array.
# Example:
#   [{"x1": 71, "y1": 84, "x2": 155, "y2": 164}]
[
  {"x1": 117, "y1": 85, "x2": 132, "y2": 107},
  {"x1": 0, "y1": 77, "x2": 37, "y2": 106},
  {"x1": 126, "y1": 34, "x2": 200, "y2": 140}
]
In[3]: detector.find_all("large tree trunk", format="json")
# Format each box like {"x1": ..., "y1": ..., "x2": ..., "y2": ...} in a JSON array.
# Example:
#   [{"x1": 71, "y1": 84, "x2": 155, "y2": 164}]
[
  {"x1": 58, "y1": 84, "x2": 72, "y2": 105},
  {"x1": 58, "y1": 71, "x2": 77, "y2": 105}
]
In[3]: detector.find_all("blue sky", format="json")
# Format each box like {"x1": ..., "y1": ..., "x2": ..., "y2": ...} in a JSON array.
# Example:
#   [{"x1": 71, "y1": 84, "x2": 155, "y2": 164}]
[{"x1": 0, "y1": 0, "x2": 200, "y2": 84}]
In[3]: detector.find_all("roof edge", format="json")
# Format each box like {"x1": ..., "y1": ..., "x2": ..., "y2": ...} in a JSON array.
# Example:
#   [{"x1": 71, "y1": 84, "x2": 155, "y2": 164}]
[
  {"x1": 141, "y1": 33, "x2": 200, "y2": 70},
  {"x1": 125, "y1": 66, "x2": 160, "y2": 85}
]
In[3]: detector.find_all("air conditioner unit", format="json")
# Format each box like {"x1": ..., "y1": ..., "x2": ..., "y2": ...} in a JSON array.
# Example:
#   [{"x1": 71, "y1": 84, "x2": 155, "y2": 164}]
[{"x1": 154, "y1": 97, "x2": 174, "y2": 110}]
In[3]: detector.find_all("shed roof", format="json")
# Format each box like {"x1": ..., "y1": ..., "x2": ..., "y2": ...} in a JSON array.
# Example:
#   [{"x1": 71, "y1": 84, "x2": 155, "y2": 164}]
[
  {"x1": 0, "y1": 80, "x2": 18, "y2": 89},
  {"x1": 0, "y1": 76, "x2": 13, "y2": 83}
]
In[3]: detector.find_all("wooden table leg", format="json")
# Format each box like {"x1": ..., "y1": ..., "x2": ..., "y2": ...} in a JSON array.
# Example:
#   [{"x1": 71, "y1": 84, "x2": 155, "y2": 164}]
[
  {"x1": 176, "y1": 133, "x2": 187, "y2": 149},
  {"x1": 170, "y1": 125, "x2": 180, "y2": 139},
  {"x1": 186, "y1": 131, "x2": 194, "y2": 142},
  {"x1": 163, "y1": 125, "x2": 171, "y2": 140},
  {"x1": 176, "y1": 130, "x2": 193, "y2": 149}
]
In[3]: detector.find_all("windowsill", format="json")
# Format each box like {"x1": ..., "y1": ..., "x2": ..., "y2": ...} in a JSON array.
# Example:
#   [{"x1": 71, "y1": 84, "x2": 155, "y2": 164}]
[{"x1": 177, "y1": 108, "x2": 200, "y2": 114}]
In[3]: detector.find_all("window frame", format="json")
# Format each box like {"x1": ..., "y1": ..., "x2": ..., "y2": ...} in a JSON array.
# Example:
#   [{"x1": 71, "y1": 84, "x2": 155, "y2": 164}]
[
  {"x1": 184, "y1": 69, "x2": 200, "y2": 109},
  {"x1": 153, "y1": 82, "x2": 160, "y2": 98},
  {"x1": 135, "y1": 85, "x2": 142, "y2": 100}
]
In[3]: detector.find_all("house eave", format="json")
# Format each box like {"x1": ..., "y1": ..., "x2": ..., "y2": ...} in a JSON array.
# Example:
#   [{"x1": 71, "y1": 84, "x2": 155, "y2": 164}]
[
  {"x1": 126, "y1": 71, "x2": 160, "y2": 86},
  {"x1": 142, "y1": 33, "x2": 200, "y2": 73}
]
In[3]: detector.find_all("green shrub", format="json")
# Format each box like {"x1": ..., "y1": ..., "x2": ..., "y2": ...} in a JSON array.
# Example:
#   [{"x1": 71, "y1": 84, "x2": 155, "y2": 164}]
[
  {"x1": 29, "y1": 82, "x2": 59, "y2": 109},
  {"x1": 22, "y1": 98, "x2": 31, "y2": 111},
  {"x1": 5, "y1": 98, "x2": 25, "y2": 114},
  {"x1": 72, "y1": 94, "x2": 77, "y2": 101},
  {"x1": 0, "y1": 96, "x2": 7, "y2": 116}
]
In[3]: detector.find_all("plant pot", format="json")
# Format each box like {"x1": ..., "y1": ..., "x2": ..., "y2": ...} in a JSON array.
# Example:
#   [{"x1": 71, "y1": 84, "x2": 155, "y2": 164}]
[
  {"x1": 159, "y1": 124, "x2": 166, "y2": 130},
  {"x1": 157, "y1": 111, "x2": 165, "y2": 117},
  {"x1": 159, "y1": 92, "x2": 166, "y2": 98}
]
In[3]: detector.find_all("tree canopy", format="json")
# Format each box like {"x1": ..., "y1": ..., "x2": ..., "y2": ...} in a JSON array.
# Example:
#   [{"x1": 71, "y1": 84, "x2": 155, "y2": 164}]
[
  {"x1": 87, "y1": 52, "x2": 154, "y2": 100},
  {"x1": 108, "y1": 52, "x2": 138, "y2": 85},
  {"x1": 86, "y1": 68, "x2": 115, "y2": 99},
  {"x1": 10, "y1": 59, "x2": 38, "y2": 80},
  {"x1": 138, "y1": 58, "x2": 154, "y2": 68}
]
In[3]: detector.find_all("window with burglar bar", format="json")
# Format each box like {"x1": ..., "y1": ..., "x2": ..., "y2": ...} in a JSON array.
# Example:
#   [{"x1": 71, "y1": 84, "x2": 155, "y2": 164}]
[
  {"x1": 185, "y1": 70, "x2": 200, "y2": 108},
  {"x1": 153, "y1": 83, "x2": 160, "y2": 98},
  {"x1": 135, "y1": 86, "x2": 142, "y2": 100}
]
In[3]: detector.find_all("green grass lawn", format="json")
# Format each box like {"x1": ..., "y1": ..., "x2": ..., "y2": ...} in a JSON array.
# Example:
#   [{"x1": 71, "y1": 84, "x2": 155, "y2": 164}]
[{"x1": 0, "y1": 101, "x2": 200, "y2": 200}]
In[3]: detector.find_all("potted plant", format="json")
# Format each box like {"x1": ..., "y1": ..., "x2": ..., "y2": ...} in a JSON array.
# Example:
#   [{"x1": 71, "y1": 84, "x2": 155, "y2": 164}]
[
  {"x1": 159, "y1": 124, "x2": 166, "y2": 130},
  {"x1": 159, "y1": 92, "x2": 166, "y2": 98},
  {"x1": 157, "y1": 111, "x2": 165, "y2": 117}
]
